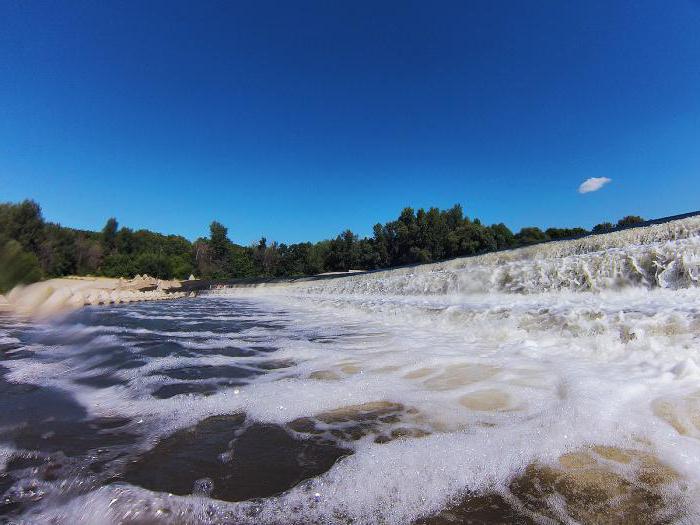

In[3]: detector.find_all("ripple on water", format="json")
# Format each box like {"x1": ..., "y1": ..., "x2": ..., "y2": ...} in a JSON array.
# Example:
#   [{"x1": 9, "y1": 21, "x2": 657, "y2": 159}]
[{"x1": 2, "y1": 268, "x2": 700, "y2": 525}]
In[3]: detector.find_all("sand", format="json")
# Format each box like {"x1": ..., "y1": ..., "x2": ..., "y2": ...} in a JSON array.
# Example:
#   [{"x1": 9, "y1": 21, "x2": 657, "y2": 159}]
[{"x1": 2, "y1": 275, "x2": 189, "y2": 317}]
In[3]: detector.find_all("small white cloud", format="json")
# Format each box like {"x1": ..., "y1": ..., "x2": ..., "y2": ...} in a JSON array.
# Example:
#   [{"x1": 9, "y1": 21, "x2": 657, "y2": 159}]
[{"x1": 578, "y1": 177, "x2": 612, "y2": 194}]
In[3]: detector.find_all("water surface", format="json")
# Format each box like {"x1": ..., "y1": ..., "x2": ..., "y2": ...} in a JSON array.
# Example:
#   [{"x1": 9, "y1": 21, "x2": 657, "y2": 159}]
[{"x1": 2, "y1": 219, "x2": 700, "y2": 524}]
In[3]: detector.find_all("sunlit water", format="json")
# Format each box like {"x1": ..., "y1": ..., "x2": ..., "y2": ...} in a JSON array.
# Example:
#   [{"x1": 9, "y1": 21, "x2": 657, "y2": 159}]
[{"x1": 2, "y1": 218, "x2": 700, "y2": 524}]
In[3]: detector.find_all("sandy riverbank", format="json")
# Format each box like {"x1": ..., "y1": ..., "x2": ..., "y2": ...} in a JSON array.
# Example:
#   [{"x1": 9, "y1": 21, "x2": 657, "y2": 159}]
[{"x1": 1, "y1": 275, "x2": 190, "y2": 317}]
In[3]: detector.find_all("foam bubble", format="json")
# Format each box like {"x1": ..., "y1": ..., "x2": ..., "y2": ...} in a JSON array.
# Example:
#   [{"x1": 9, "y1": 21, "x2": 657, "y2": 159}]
[{"x1": 3, "y1": 218, "x2": 700, "y2": 523}]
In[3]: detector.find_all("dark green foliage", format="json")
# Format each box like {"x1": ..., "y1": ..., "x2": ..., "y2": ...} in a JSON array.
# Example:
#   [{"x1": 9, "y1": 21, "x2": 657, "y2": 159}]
[
  {"x1": 0, "y1": 199, "x2": 652, "y2": 285},
  {"x1": 354, "y1": 238, "x2": 382, "y2": 270},
  {"x1": 616, "y1": 215, "x2": 645, "y2": 228},
  {"x1": 276, "y1": 243, "x2": 313, "y2": 276},
  {"x1": 515, "y1": 227, "x2": 548, "y2": 246},
  {"x1": 74, "y1": 234, "x2": 103, "y2": 275},
  {"x1": 490, "y1": 223, "x2": 516, "y2": 250},
  {"x1": 0, "y1": 240, "x2": 42, "y2": 293},
  {"x1": 171, "y1": 255, "x2": 195, "y2": 280},
  {"x1": 230, "y1": 245, "x2": 256, "y2": 277},
  {"x1": 0, "y1": 201, "x2": 192, "y2": 285},
  {"x1": 305, "y1": 241, "x2": 330, "y2": 274},
  {"x1": 134, "y1": 253, "x2": 173, "y2": 279},
  {"x1": 102, "y1": 218, "x2": 119, "y2": 254},
  {"x1": 447, "y1": 222, "x2": 497, "y2": 257},
  {"x1": 0, "y1": 200, "x2": 45, "y2": 254},
  {"x1": 194, "y1": 221, "x2": 233, "y2": 279},
  {"x1": 592, "y1": 222, "x2": 614, "y2": 233},
  {"x1": 115, "y1": 227, "x2": 135, "y2": 254},
  {"x1": 367, "y1": 205, "x2": 517, "y2": 266},
  {"x1": 40, "y1": 224, "x2": 78, "y2": 277},
  {"x1": 338, "y1": 230, "x2": 357, "y2": 271},
  {"x1": 545, "y1": 227, "x2": 588, "y2": 240},
  {"x1": 209, "y1": 221, "x2": 230, "y2": 270},
  {"x1": 372, "y1": 224, "x2": 390, "y2": 267},
  {"x1": 101, "y1": 253, "x2": 136, "y2": 278}
]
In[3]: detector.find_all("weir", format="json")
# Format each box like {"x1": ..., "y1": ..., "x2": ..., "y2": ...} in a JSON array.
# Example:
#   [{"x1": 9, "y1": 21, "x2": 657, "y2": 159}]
[
  {"x1": 1, "y1": 217, "x2": 700, "y2": 524},
  {"x1": 207, "y1": 214, "x2": 700, "y2": 296}
]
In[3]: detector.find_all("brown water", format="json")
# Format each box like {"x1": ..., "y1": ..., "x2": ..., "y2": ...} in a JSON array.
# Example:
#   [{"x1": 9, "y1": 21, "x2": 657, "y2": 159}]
[{"x1": 1, "y1": 244, "x2": 699, "y2": 525}]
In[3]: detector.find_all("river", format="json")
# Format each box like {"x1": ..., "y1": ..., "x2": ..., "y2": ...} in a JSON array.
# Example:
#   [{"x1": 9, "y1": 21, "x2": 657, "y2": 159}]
[{"x1": 1, "y1": 217, "x2": 699, "y2": 524}]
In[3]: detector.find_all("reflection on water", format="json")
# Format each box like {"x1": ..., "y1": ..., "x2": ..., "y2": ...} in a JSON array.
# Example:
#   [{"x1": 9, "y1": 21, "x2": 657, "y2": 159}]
[{"x1": 1, "y1": 219, "x2": 700, "y2": 524}]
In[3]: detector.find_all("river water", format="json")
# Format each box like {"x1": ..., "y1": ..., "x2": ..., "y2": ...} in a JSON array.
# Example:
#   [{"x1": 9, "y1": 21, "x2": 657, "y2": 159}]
[{"x1": 1, "y1": 218, "x2": 700, "y2": 524}]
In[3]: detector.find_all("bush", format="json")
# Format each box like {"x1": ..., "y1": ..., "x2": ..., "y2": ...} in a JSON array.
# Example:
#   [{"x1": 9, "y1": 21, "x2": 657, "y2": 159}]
[
  {"x1": 0, "y1": 240, "x2": 43, "y2": 293},
  {"x1": 171, "y1": 256, "x2": 194, "y2": 280},
  {"x1": 592, "y1": 222, "x2": 614, "y2": 233},
  {"x1": 101, "y1": 254, "x2": 136, "y2": 278},
  {"x1": 133, "y1": 253, "x2": 173, "y2": 279},
  {"x1": 515, "y1": 227, "x2": 548, "y2": 246},
  {"x1": 616, "y1": 215, "x2": 645, "y2": 229}
]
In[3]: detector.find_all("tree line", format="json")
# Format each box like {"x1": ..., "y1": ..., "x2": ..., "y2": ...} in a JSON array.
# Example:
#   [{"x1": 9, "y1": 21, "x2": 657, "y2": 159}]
[{"x1": 0, "y1": 199, "x2": 645, "y2": 292}]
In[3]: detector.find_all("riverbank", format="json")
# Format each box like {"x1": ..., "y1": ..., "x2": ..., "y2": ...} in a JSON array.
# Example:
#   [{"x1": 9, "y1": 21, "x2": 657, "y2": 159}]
[{"x1": 1, "y1": 275, "x2": 191, "y2": 317}]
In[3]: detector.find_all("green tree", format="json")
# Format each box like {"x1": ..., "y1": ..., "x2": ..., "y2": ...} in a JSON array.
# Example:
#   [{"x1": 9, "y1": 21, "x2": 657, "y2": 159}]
[
  {"x1": 101, "y1": 253, "x2": 136, "y2": 277},
  {"x1": 0, "y1": 198, "x2": 656, "y2": 282},
  {"x1": 545, "y1": 227, "x2": 588, "y2": 240},
  {"x1": 209, "y1": 221, "x2": 232, "y2": 278},
  {"x1": 444, "y1": 204, "x2": 464, "y2": 231},
  {"x1": 424, "y1": 207, "x2": 448, "y2": 261},
  {"x1": 616, "y1": 215, "x2": 645, "y2": 229},
  {"x1": 515, "y1": 227, "x2": 548, "y2": 246},
  {"x1": 592, "y1": 222, "x2": 614, "y2": 233},
  {"x1": 230, "y1": 245, "x2": 256, "y2": 277},
  {"x1": 194, "y1": 239, "x2": 214, "y2": 278},
  {"x1": 75, "y1": 235, "x2": 103, "y2": 275},
  {"x1": 40, "y1": 224, "x2": 77, "y2": 276},
  {"x1": 340, "y1": 230, "x2": 357, "y2": 271},
  {"x1": 101, "y1": 218, "x2": 119, "y2": 254},
  {"x1": 0, "y1": 240, "x2": 42, "y2": 293},
  {"x1": 307, "y1": 241, "x2": 330, "y2": 274},
  {"x1": 394, "y1": 207, "x2": 419, "y2": 265},
  {"x1": 372, "y1": 224, "x2": 390, "y2": 268},
  {"x1": 447, "y1": 222, "x2": 497, "y2": 257},
  {"x1": 490, "y1": 223, "x2": 516, "y2": 250},
  {"x1": 134, "y1": 253, "x2": 173, "y2": 279},
  {"x1": 324, "y1": 237, "x2": 345, "y2": 272},
  {"x1": 253, "y1": 237, "x2": 267, "y2": 274},
  {"x1": 115, "y1": 227, "x2": 135, "y2": 254},
  {"x1": 8, "y1": 200, "x2": 45, "y2": 255},
  {"x1": 170, "y1": 255, "x2": 195, "y2": 280},
  {"x1": 262, "y1": 241, "x2": 281, "y2": 275}
]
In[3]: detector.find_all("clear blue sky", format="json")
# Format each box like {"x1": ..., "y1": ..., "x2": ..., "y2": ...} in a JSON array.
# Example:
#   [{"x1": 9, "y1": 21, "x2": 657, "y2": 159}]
[{"x1": 1, "y1": 1, "x2": 699, "y2": 244}]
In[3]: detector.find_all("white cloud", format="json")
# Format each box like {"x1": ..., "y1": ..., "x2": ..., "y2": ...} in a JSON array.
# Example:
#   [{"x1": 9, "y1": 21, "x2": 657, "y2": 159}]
[{"x1": 578, "y1": 177, "x2": 612, "y2": 194}]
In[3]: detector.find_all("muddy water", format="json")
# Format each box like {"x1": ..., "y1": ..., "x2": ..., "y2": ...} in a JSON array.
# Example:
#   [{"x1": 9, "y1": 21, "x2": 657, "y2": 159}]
[
  {"x1": 1, "y1": 219, "x2": 700, "y2": 524},
  {"x1": 0, "y1": 300, "x2": 359, "y2": 522}
]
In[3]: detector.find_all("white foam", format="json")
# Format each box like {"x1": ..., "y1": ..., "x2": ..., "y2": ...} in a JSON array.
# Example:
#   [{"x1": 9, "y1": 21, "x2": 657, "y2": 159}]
[{"x1": 4, "y1": 217, "x2": 700, "y2": 523}]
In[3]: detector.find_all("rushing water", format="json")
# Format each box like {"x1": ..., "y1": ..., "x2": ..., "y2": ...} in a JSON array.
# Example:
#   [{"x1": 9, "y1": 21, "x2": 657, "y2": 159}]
[{"x1": 1, "y1": 218, "x2": 700, "y2": 524}]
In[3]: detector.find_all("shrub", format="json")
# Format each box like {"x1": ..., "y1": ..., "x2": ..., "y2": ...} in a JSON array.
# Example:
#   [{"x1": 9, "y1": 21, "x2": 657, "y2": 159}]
[{"x1": 0, "y1": 240, "x2": 43, "y2": 293}]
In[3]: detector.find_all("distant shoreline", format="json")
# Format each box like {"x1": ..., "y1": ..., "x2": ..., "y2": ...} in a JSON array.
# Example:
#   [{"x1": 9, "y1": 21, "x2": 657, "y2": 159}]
[
  {"x1": 4, "y1": 209, "x2": 699, "y2": 315},
  {"x1": 187, "y1": 210, "x2": 700, "y2": 293}
]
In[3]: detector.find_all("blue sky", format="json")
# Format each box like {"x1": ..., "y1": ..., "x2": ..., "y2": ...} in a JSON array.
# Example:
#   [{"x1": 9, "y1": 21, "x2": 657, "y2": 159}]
[{"x1": 1, "y1": 1, "x2": 699, "y2": 244}]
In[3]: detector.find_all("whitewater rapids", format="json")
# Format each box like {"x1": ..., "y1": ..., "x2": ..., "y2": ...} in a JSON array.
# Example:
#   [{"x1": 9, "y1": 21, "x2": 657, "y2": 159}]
[{"x1": 1, "y1": 216, "x2": 700, "y2": 524}]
